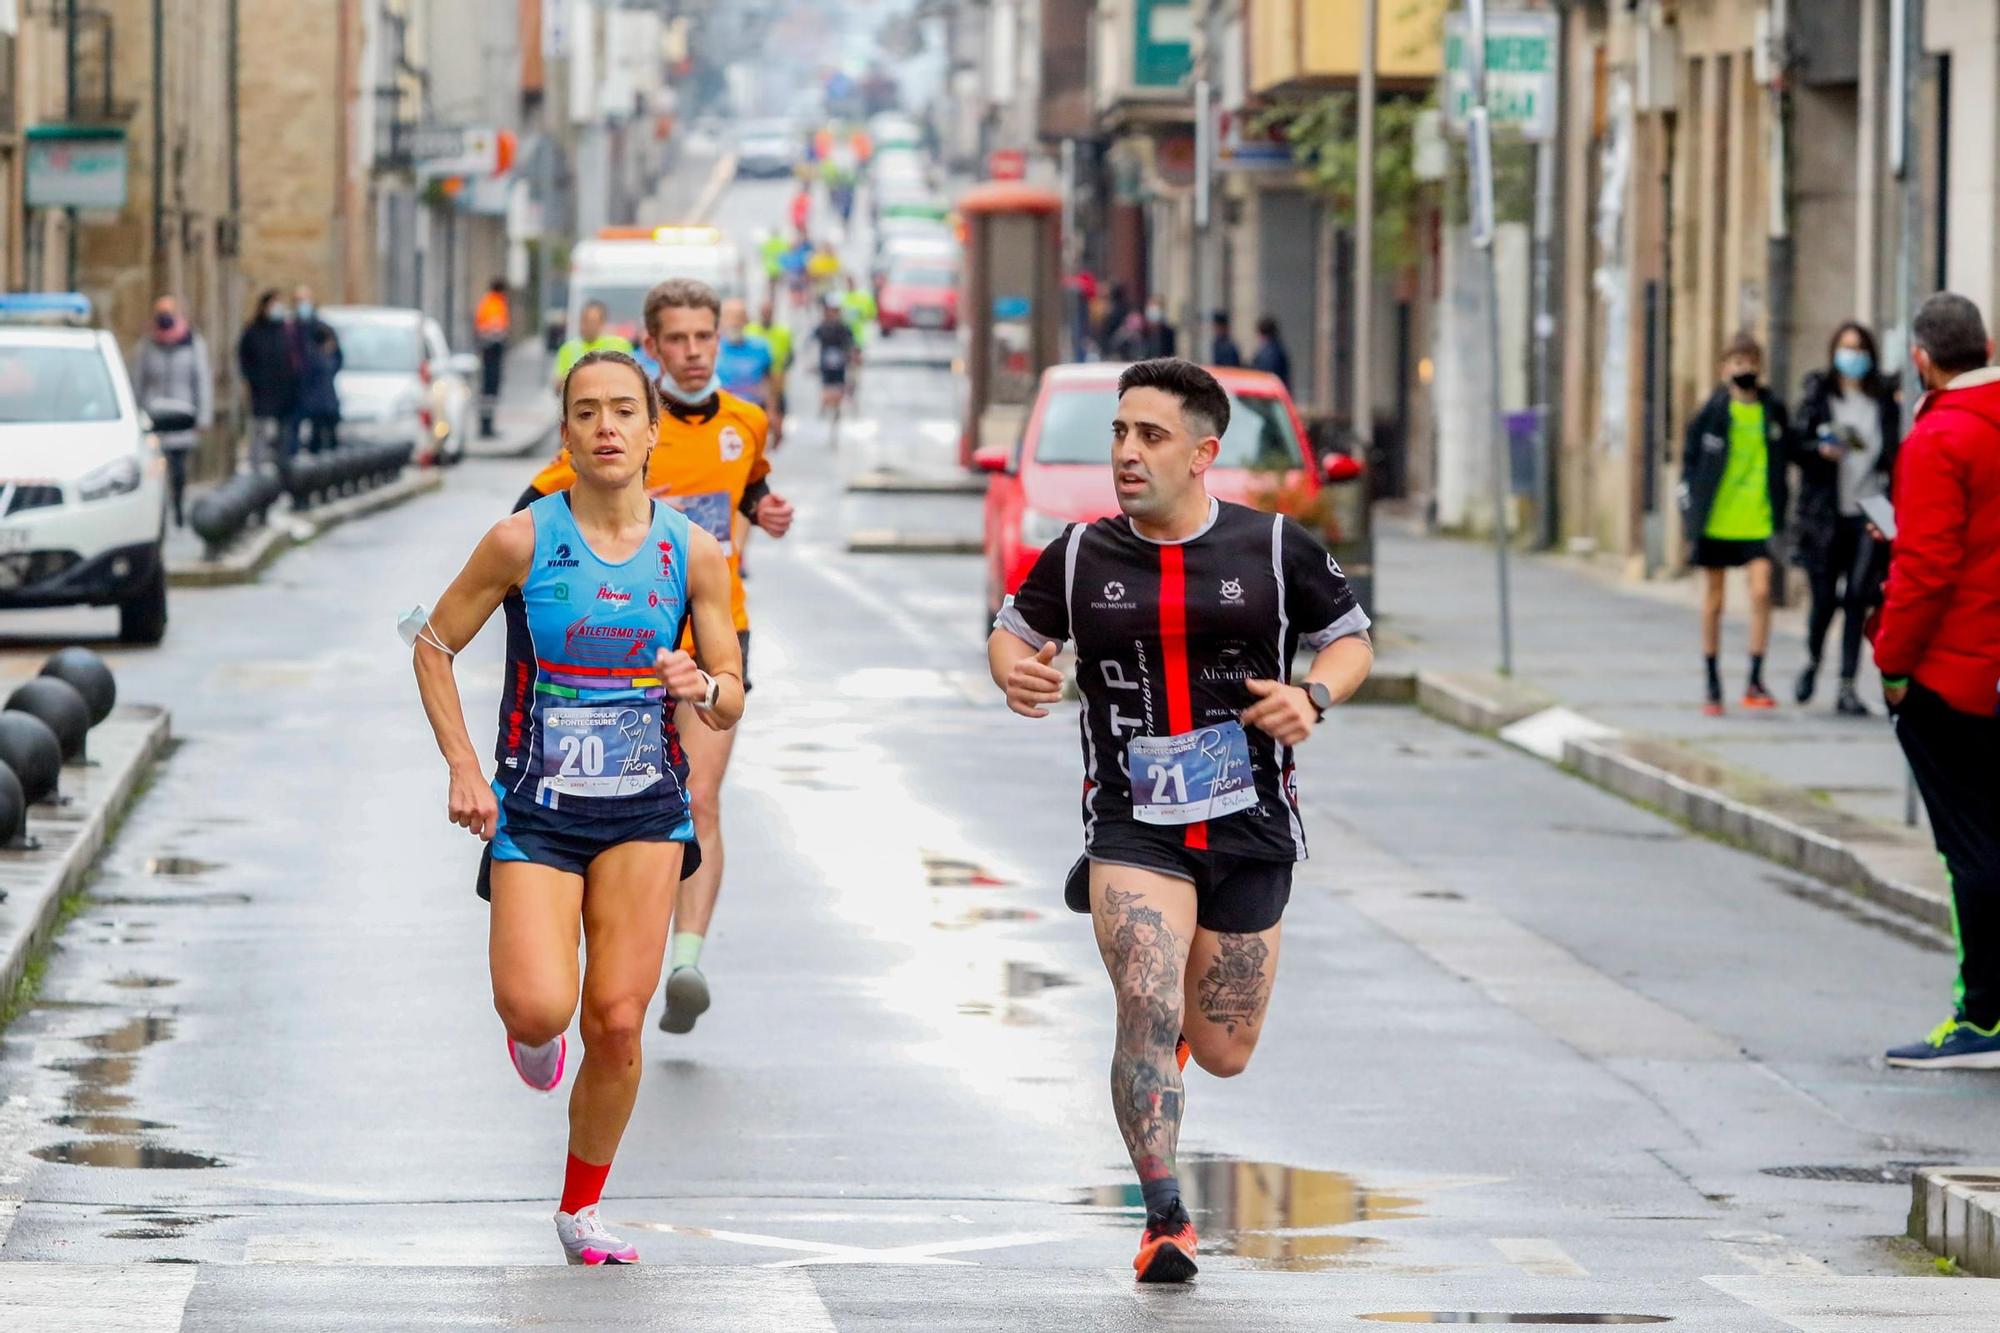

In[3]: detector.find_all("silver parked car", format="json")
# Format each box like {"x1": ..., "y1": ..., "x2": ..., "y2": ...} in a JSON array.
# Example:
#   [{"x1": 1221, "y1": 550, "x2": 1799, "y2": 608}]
[{"x1": 320, "y1": 306, "x2": 477, "y2": 465}]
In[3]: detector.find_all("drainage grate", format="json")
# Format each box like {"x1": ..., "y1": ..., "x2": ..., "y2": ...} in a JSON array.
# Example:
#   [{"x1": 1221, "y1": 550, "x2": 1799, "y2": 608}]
[{"x1": 1760, "y1": 1162, "x2": 1950, "y2": 1184}]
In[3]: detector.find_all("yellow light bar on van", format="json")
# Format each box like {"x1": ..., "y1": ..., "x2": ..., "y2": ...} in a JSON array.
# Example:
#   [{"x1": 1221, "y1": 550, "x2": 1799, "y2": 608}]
[{"x1": 651, "y1": 225, "x2": 723, "y2": 245}]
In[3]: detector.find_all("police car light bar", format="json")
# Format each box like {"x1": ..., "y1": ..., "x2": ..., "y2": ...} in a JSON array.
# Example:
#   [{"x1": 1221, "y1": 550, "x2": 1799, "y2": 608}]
[
  {"x1": 651, "y1": 225, "x2": 723, "y2": 245},
  {"x1": 0, "y1": 293, "x2": 93, "y2": 326}
]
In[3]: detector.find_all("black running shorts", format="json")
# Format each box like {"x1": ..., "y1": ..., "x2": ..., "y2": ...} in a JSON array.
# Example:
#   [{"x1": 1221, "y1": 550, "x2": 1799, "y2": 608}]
[
  {"x1": 1690, "y1": 537, "x2": 1771, "y2": 568},
  {"x1": 1064, "y1": 823, "x2": 1294, "y2": 934}
]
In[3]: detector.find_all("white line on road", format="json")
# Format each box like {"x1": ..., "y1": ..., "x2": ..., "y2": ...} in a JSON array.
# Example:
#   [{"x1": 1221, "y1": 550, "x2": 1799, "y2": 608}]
[
  {"x1": 1705, "y1": 1274, "x2": 2000, "y2": 1330},
  {"x1": 0, "y1": 1262, "x2": 196, "y2": 1333},
  {"x1": 1708, "y1": 1229, "x2": 1835, "y2": 1276},
  {"x1": 627, "y1": 1220, "x2": 1066, "y2": 1268},
  {"x1": 1491, "y1": 1236, "x2": 1590, "y2": 1276}
]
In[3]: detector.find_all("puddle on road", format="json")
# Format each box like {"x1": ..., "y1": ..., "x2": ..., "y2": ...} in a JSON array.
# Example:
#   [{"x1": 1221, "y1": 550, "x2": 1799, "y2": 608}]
[
  {"x1": 33, "y1": 1013, "x2": 227, "y2": 1170},
  {"x1": 1004, "y1": 961, "x2": 1074, "y2": 997},
  {"x1": 1080, "y1": 1154, "x2": 1421, "y2": 1271},
  {"x1": 932, "y1": 905, "x2": 1044, "y2": 930},
  {"x1": 922, "y1": 850, "x2": 1010, "y2": 887},
  {"x1": 143, "y1": 856, "x2": 225, "y2": 877},
  {"x1": 1357, "y1": 1317, "x2": 1670, "y2": 1326},
  {"x1": 105, "y1": 974, "x2": 178, "y2": 990}
]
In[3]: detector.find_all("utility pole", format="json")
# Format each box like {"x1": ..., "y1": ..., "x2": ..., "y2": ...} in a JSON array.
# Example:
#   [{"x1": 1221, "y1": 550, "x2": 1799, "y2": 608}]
[
  {"x1": 65, "y1": 0, "x2": 79, "y2": 291},
  {"x1": 1466, "y1": 0, "x2": 1514, "y2": 676},
  {"x1": 1352, "y1": 0, "x2": 1378, "y2": 454},
  {"x1": 1893, "y1": 0, "x2": 1923, "y2": 825}
]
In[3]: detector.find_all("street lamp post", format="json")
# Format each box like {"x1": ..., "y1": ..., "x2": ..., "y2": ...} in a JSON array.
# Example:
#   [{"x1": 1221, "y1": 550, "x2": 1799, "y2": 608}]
[
  {"x1": 1465, "y1": 0, "x2": 1514, "y2": 676},
  {"x1": 1353, "y1": 0, "x2": 1377, "y2": 458}
]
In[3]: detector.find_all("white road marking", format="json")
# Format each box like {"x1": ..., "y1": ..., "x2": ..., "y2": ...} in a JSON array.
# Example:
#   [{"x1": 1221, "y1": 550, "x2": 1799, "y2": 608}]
[
  {"x1": 628, "y1": 1220, "x2": 1065, "y2": 1268},
  {"x1": 1491, "y1": 1236, "x2": 1589, "y2": 1276},
  {"x1": 1706, "y1": 1274, "x2": 2000, "y2": 1330},
  {"x1": 1709, "y1": 1229, "x2": 1835, "y2": 1276},
  {"x1": 0, "y1": 1262, "x2": 196, "y2": 1332}
]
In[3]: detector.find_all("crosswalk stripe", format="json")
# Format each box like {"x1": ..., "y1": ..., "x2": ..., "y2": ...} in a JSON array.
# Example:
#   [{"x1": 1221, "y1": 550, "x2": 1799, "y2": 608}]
[
  {"x1": 1491, "y1": 1236, "x2": 1589, "y2": 1277},
  {"x1": 1709, "y1": 1229, "x2": 1835, "y2": 1276},
  {"x1": 0, "y1": 1262, "x2": 196, "y2": 1332}
]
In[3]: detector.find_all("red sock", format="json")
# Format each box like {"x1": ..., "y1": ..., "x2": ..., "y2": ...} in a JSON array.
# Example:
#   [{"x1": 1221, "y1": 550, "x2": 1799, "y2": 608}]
[{"x1": 560, "y1": 1152, "x2": 612, "y2": 1215}]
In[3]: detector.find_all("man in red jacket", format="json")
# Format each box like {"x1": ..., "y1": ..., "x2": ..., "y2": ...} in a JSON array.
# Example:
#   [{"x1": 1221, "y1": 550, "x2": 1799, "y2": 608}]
[{"x1": 1877, "y1": 292, "x2": 2000, "y2": 1069}]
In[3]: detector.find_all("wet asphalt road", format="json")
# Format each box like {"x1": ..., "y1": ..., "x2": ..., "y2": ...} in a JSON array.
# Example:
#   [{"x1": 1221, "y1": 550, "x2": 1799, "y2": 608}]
[{"x1": 0, "y1": 178, "x2": 1995, "y2": 1329}]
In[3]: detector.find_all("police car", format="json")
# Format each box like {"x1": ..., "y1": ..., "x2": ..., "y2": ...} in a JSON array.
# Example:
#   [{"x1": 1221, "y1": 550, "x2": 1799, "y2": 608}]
[{"x1": 0, "y1": 294, "x2": 174, "y2": 643}]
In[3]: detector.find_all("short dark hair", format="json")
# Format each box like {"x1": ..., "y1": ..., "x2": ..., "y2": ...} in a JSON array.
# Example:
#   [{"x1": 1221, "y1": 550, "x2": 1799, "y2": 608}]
[
  {"x1": 1255, "y1": 315, "x2": 1279, "y2": 339},
  {"x1": 643, "y1": 278, "x2": 721, "y2": 337},
  {"x1": 1914, "y1": 292, "x2": 1990, "y2": 375},
  {"x1": 561, "y1": 349, "x2": 660, "y2": 423},
  {"x1": 1720, "y1": 328, "x2": 1763, "y2": 364},
  {"x1": 580, "y1": 299, "x2": 607, "y2": 319},
  {"x1": 1116, "y1": 357, "x2": 1231, "y2": 440},
  {"x1": 489, "y1": 278, "x2": 507, "y2": 294},
  {"x1": 1211, "y1": 309, "x2": 1230, "y2": 325}
]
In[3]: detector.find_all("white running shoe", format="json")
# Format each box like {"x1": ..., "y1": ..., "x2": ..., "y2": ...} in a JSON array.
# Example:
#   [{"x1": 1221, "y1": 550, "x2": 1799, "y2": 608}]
[
  {"x1": 555, "y1": 1205, "x2": 639, "y2": 1265},
  {"x1": 657, "y1": 966, "x2": 711, "y2": 1034},
  {"x1": 507, "y1": 1033, "x2": 566, "y2": 1092}
]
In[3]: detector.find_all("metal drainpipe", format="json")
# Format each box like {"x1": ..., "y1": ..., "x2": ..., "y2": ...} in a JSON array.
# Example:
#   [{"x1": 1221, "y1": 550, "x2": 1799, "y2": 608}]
[
  {"x1": 1766, "y1": 0, "x2": 1794, "y2": 606},
  {"x1": 152, "y1": 0, "x2": 165, "y2": 293},
  {"x1": 64, "y1": 0, "x2": 78, "y2": 289}
]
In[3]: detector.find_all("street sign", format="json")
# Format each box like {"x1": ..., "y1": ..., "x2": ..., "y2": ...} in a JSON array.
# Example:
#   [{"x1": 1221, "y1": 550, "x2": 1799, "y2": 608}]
[
  {"x1": 413, "y1": 126, "x2": 516, "y2": 182},
  {"x1": 1215, "y1": 108, "x2": 1293, "y2": 172},
  {"x1": 988, "y1": 149, "x2": 1026, "y2": 182},
  {"x1": 1444, "y1": 11, "x2": 1559, "y2": 142},
  {"x1": 24, "y1": 126, "x2": 127, "y2": 210}
]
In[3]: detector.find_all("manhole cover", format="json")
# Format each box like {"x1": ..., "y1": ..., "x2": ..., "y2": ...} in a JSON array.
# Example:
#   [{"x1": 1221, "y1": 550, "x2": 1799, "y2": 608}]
[{"x1": 1760, "y1": 1162, "x2": 1948, "y2": 1184}]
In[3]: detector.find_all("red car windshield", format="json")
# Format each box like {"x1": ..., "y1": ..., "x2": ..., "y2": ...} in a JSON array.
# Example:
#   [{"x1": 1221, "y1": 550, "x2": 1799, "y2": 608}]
[{"x1": 1031, "y1": 386, "x2": 1302, "y2": 471}]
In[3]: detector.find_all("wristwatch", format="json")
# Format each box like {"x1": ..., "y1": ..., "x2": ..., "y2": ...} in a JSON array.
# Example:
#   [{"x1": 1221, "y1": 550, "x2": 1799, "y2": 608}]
[
  {"x1": 1303, "y1": 682, "x2": 1334, "y2": 721},
  {"x1": 695, "y1": 671, "x2": 720, "y2": 711}
]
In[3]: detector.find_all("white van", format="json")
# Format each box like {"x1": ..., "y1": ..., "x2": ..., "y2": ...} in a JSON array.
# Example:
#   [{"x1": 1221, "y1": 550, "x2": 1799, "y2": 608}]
[{"x1": 566, "y1": 227, "x2": 745, "y2": 347}]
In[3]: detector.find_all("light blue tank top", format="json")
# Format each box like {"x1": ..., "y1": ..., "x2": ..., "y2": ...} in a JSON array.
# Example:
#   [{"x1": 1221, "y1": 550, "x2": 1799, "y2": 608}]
[{"x1": 493, "y1": 493, "x2": 694, "y2": 809}]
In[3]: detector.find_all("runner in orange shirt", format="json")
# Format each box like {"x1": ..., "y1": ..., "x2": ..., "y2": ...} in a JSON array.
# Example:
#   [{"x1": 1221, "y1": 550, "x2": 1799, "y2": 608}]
[{"x1": 518, "y1": 278, "x2": 795, "y2": 1035}]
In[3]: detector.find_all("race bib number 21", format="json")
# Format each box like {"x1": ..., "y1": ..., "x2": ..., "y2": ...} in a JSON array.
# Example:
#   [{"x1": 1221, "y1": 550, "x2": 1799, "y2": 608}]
[{"x1": 1126, "y1": 721, "x2": 1257, "y2": 826}]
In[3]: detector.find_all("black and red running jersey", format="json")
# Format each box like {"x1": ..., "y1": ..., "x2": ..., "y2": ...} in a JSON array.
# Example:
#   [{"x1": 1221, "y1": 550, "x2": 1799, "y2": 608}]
[{"x1": 997, "y1": 498, "x2": 1370, "y2": 863}]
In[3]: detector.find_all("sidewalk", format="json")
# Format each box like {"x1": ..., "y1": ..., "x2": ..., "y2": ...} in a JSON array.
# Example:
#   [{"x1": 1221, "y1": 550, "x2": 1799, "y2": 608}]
[
  {"x1": 1371, "y1": 513, "x2": 1951, "y2": 928},
  {"x1": 462, "y1": 338, "x2": 561, "y2": 462}
]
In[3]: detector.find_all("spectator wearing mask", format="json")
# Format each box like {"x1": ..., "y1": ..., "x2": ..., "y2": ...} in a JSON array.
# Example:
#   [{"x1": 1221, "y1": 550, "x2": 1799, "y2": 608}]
[
  {"x1": 1876, "y1": 292, "x2": 2000, "y2": 1070},
  {"x1": 1142, "y1": 301, "x2": 1175, "y2": 359},
  {"x1": 291, "y1": 285, "x2": 342, "y2": 455},
  {"x1": 1791, "y1": 321, "x2": 1900, "y2": 715},
  {"x1": 1108, "y1": 310, "x2": 1150, "y2": 363},
  {"x1": 1251, "y1": 315, "x2": 1292, "y2": 389},
  {"x1": 236, "y1": 289, "x2": 299, "y2": 473},
  {"x1": 133, "y1": 295, "x2": 212, "y2": 527}
]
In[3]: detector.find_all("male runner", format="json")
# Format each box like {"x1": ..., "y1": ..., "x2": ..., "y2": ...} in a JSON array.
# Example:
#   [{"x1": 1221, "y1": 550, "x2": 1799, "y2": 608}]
[
  {"x1": 552, "y1": 300, "x2": 634, "y2": 390},
  {"x1": 414, "y1": 349, "x2": 745, "y2": 1263},
  {"x1": 746, "y1": 298, "x2": 792, "y2": 449},
  {"x1": 518, "y1": 279, "x2": 795, "y2": 1035},
  {"x1": 715, "y1": 297, "x2": 779, "y2": 410},
  {"x1": 986, "y1": 358, "x2": 1373, "y2": 1283},
  {"x1": 812, "y1": 298, "x2": 857, "y2": 436}
]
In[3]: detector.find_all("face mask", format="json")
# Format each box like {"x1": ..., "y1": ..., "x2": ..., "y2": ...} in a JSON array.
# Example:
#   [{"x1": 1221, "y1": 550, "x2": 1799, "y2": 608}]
[
  {"x1": 154, "y1": 312, "x2": 175, "y2": 331},
  {"x1": 266, "y1": 305, "x2": 288, "y2": 323},
  {"x1": 296, "y1": 301, "x2": 314, "y2": 319},
  {"x1": 1730, "y1": 370, "x2": 1759, "y2": 392},
  {"x1": 1834, "y1": 348, "x2": 1872, "y2": 380},
  {"x1": 659, "y1": 371, "x2": 719, "y2": 406}
]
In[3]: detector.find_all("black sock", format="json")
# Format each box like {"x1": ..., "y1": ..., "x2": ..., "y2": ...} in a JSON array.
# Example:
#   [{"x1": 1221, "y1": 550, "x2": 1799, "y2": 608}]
[
  {"x1": 1704, "y1": 655, "x2": 1722, "y2": 698},
  {"x1": 1141, "y1": 1175, "x2": 1186, "y2": 1228},
  {"x1": 1749, "y1": 654, "x2": 1766, "y2": 689}
]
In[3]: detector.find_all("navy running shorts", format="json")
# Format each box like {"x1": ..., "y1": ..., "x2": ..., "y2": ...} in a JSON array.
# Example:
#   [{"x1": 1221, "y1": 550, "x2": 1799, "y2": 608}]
[
  {"x1": 1063, "y1": 823, "x2": 1293, "y2": 934},
  {"x1": 476, "y1": 783, "x2": 700, "y2": 901}
]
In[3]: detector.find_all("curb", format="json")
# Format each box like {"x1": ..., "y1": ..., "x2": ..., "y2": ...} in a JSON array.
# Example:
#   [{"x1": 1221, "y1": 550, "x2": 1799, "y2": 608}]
[
  {"x1": 845, "y1": 530, "x2": 983, "y2": 556},
  {"x1": 688, "y1": 151, "x2": 738, "y2": 224},
  {"x1": 1407, "y1": 668, "x2": 1953, "y2": 933},
  {"x1": 0, "y1": 706, "x2": 172, "y2": 1013},
  {"x1": 1912, "y1": 1167, "x2": 2000, "y2": 1276},
  {"x1": 168, "y1": 468, "x2": 443, "y2": 588}
]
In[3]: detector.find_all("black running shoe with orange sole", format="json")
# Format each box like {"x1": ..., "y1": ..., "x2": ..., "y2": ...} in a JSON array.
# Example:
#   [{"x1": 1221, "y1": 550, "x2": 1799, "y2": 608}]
[{"x1": 1134, "y1": 1218, "x2": 1199, "y2": 1283}]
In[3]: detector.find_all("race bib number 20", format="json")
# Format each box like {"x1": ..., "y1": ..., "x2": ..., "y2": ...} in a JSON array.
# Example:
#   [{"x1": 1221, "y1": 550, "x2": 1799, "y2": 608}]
[
  {"x1": 1126, "y1": 721, "x2": 1257, "y2": 826},
  {"x1": 538, "y1": 705, "x2": 664, "y2": 801}
]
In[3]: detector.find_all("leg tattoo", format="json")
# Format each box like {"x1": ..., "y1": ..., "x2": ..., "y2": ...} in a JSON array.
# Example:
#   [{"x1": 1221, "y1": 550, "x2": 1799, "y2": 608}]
[
  {"x1": 1196, "y1": 933, "x2": 1271, "y2": 1035},
  {"x1": 1102, "y1": 887, "x2": 1186, "y2": 1185}
]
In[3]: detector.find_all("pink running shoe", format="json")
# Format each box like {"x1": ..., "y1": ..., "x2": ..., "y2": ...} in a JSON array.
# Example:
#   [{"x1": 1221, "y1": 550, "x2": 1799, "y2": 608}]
[
  {"x1": 556, "y1": 1206, "x2": 639, "y2": 1264},
  {"x1": 507, "y1": 1033, "x2": 566, "y2": 1092}
]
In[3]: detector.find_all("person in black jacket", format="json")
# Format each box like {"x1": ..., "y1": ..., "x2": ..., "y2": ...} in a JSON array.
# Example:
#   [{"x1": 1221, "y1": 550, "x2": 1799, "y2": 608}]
[
  {"x1": 1790, "y1": 321, "x2": 1900, "y2": 715},
  {"x1": 1680, "y1": 329, "x2": 1790, "y2": 713},
  {"x1": 236, "y1": 289, "x2": 299, "y2": 473}
]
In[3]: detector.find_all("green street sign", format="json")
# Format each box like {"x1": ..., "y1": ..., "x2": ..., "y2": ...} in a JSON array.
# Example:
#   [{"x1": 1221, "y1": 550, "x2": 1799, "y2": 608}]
[{"x1": 1443, "y1": 12, "x2": 1559, "y2": 143}]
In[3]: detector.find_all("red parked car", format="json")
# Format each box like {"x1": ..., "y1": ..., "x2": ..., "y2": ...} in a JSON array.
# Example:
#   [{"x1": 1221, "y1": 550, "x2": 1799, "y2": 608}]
[
  {"x1": 877, "y1": 255, "x2": 959, "y2": 334},
  {"x1": 976, "y1": 362, "x2": 1361, "y2": 620}
]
